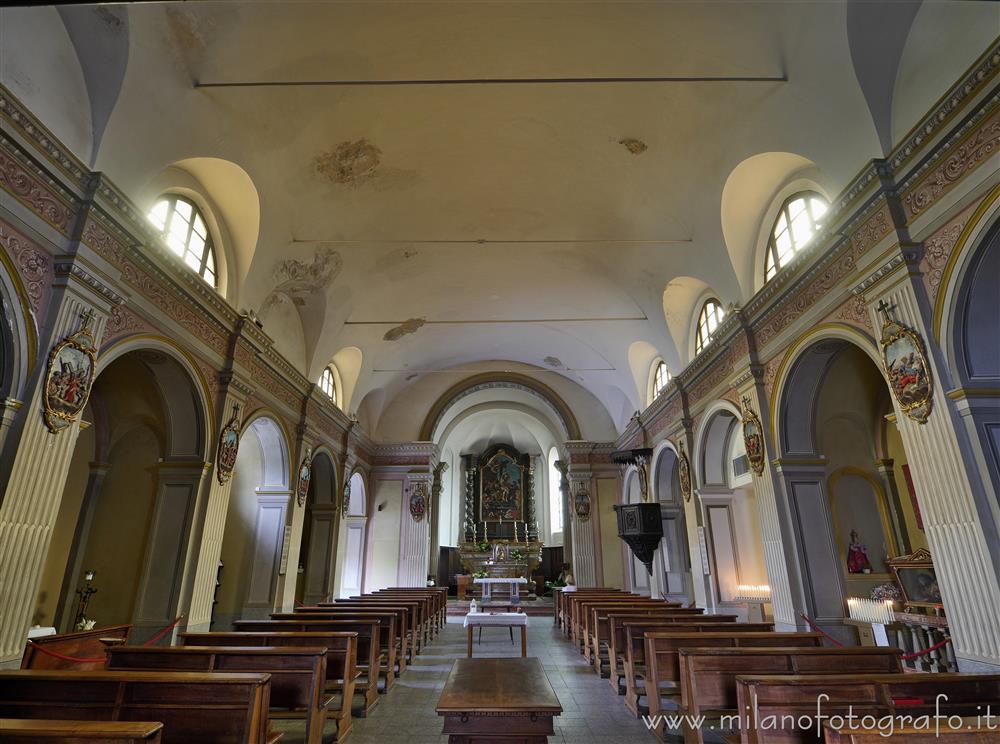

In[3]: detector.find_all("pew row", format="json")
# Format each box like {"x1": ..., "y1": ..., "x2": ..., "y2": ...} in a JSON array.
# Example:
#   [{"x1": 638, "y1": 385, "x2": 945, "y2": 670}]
[
  {"x1": 105, "y1": 646, "x2": 339, "y2": 744},
  {"x1": 179, "y1": 631, "x2": 363, "y2": 719},
  {"x1": 0, "y1": 719, "x2": 164, "y2": 742},
  {"x1": 0, "y1": 670, "x2": 281, "y2": 744},
  {"x1": 20, "y1": 625, "x2": 132, "y2": 671}
]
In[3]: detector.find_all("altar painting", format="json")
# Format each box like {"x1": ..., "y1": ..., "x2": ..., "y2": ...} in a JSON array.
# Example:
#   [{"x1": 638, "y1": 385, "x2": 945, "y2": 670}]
[{"x1": 479, "y1": 450, "x2": 524, "y2": 521}]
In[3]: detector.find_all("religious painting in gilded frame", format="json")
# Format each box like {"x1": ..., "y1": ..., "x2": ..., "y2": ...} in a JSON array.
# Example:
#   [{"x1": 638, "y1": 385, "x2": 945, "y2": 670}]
[
  {"x1": 479, "y1": 448, "x2": 524, "y2": 521},
  {"x1": 574, "y1": 488, "x2": 591, "y2": 521},
  {"x1": 889, "y1": 548, "x2": 942, "y2": 610},
  {"x1": 43, "y1": 311, "x2": 98, "y2": 433},
  {"x1": 878, "y1": 305, "x2": 933, "y2": 424},
  {"x1": 677, "y1": 442, "x2": 692, "y2": 502},
  {"x1": 296, "y1": 450, "x2": 312, "y2": 507},
  {"x1": 741, "y1": 397, "x2": 765, "y2": 476},
  {"x1": 216, "y1": 404, "x2": 242, "y2": 485},
  {"x1": 409, "y1": 481, "x2": 428, "y2": 522}
]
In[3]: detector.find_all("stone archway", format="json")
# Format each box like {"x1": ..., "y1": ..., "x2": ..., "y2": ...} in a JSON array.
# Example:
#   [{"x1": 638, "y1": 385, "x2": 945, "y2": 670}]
[
  {"x1": 337, "y1": 471, "x2": 367, "y2": 598},
  {"x1": 651, "y1": 444, "x2": 692, "y2": 601},
  {"x1": 36, "y1": 346, "x2": 208, "y2": 641},
  {"x1": 296, "y1": 450, "x2": 339, "y2": 604},
  {"x1": 216, "y1": 414, "x2": 290, "y2": 626}
]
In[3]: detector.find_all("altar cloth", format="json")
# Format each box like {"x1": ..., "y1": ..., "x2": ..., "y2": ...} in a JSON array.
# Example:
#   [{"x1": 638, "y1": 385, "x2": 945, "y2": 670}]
[
  {"x1": 463, "y1": 612, "x2": 528, "y2": 629},
  {"x1": 472, "y1": 577, "x2": 528, "y2": 585}
]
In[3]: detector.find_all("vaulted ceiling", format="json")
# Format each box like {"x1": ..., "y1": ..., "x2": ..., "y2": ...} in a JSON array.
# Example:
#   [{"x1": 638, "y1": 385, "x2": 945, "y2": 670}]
[{"x1": 2, "y1": 1, "x2": 993, "y2": 435}]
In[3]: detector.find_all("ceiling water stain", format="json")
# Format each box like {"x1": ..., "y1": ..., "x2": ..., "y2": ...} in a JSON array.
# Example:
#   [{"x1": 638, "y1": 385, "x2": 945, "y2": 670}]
[
  {"x1": 384, "y1": 318, "x2": 426, "y2": 341},
  {"x1": 544, "y1": 356, "x2": 564, "y2": 368},
  {"x1": 315, "y1": 139, "x2": 382, "y2": 186},
  {"x1": 618, "y1": 137, "x2": 648, "y2": 155}
]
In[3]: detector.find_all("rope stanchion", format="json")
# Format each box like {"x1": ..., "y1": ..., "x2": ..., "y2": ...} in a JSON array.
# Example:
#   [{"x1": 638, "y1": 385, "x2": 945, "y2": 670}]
[
  {"x1": 901, "y1": 636, "x2": 951, "y2": 661},
  {"x1": 798, "y1": 612, "x2": 846, "y2": 648},
  {"x1": 27, "y1": 642, "x2": 105, "y2": 665},
  {"x1": 142, "y1": 614, "x2": 184, "y2": 647}
]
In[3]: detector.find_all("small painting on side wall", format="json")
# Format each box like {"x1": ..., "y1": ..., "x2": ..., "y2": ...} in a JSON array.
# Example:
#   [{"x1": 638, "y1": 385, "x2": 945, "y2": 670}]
[
  {"x1": 890, "y1": 549, "x2": 942, "y2": 609},
  {"x1": 43, "y1": 311, "x2": 98, "y2": 433}
]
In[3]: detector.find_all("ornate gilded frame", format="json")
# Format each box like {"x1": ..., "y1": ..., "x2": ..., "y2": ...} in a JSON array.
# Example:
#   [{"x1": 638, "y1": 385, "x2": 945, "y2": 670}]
[
  {"x1": 296, "y1": 448, "x2": 312, "y2": 507},
  {"x1": 215, "y1": 404, "x2": 242, "y2": 484},
  {"x1": 878, "y1": 303, "x2": 934, "y2": 424},
  {"x1": 741, "y1": 397, "x2": 766, "y2": 476},
  {"x1": 677, "y1": 441, "x2": 692, "y2": 502},
  {"x1": 43, "y1": 311, "x2": 98, "y2": 433}
]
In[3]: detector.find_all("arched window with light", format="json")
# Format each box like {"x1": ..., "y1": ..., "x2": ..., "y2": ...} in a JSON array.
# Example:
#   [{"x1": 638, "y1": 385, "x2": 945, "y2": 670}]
[
  {"x1": 652, "y1": 360, "x2": 671, "y2": 401},
  {"x1": 764, "y1": 192, "x2": 828, "y2": 282},
  {"x1": 318, "y1": 366, "x2": 337, "y2": 406},
  {"x1": 695, "y1": 299, "x2": 725, "y2": 356},
  {"x1": 147, "y1": 195, "x2": 217, "y2": 286},
  {"x1": 548, "y1": 447, "x2": 563, "y2": 534}
]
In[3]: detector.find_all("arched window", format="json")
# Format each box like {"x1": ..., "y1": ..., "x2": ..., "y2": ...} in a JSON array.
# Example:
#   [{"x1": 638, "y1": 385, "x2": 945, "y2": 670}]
[
  {"x1": 695, "y1": 299, "x2": 725, "y2": 356},
  {"x1": 548, "y1": 448, "x2": 563, "y2": 534},
  {"x1": 764, "y1": 192, "x2": 828, "y2": 281},
  {"x1": 652, "y1": 361, "x2": 671, "y2": 400},
  {"x1": 147, "y1": 195, "x2": 217, "y2": 286},
  {"x1": 318, "y1": 366, "x2": 337, "y2": 405}
]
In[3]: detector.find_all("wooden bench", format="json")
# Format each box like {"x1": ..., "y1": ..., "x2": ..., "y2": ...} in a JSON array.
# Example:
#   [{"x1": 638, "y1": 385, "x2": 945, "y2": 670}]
[
  {"x1": 555, "y1": 588, "x2": 624, "y2": 630},
  {"x1": 573, "y1": 598, "x2": 674, "y2": 653},
  {"x1": 178, "y1": 630, "x2": 360, "y2": 723},
  {"x1": 274, "y1": 609, "x2": 404, "y2": 675},
  {"x1": 563, "y1": 591, "x2": 635, "y2": 638},
  {"x1": 674, "y1": 648, "x2": 904, "y2": 744},
  {"x1": 20, "y1": 625, "x2": 132, "y2": 671},
  {"x1": 734, "y1": 673, "x2": 1000, "y2": 744},
  {"x1": 641, "y1": 632, "x2": 823, "y2": 721},
  {"x1": 323, "y1": 599, "x2": 420, "y2": 658},
  {"x1": 106, "y1": 646, "x2": 336, "y2": 744},
  {"x1": 824, "y1": 718, "x2": 994, "y2": 743},
  {"x1": 0, "y1": 670, "x2": 281, "y2": 744},
  {"x1": 234, "y1": 618, "x2": 387, "y2": 702},
  {"x1": 362, "y1": 593, "x2": 434, "y2": 643},
  {"x1": 0, "y1": 719, "x2": 163, "y2": 742},
  {"x1": 371, "y1": 588, "x2": 445, "y2": 637},
  {"x1": 615, "y1": 618, "x2": 754, "y2": 704},
  {"x1": 590, "y1": 607, "x2": 704, "y2": 675}
]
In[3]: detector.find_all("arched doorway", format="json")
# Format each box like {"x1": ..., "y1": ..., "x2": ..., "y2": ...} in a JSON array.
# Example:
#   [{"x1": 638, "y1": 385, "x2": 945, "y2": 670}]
[
  {"x1": 216, "y1": 415, "x2": 290, "y2": 626},
  {"x1": 651, "y1": 445, "x2": 692, "y2": 601},
  {"x1": 776, "y1": 337, "x2": 919, "y2": 642},
  {"x1": 296, "y1": 451, "x2": 339, "y2": 604},
  {"x1": 337, "y1": 471, "x2": 367, "y2": 598},
  {"x1": 947, "y1": 216, "x2": 1000, "y2": 496},
  {"x1": 34, "y1": 346, "x2": 207, "y2": 641},
  {"x1": 623, "y1": 469, "x2": 650, "y2": 596},
  {"x1": 695, "y1": 406, "x2": 767, "y2": 615}
]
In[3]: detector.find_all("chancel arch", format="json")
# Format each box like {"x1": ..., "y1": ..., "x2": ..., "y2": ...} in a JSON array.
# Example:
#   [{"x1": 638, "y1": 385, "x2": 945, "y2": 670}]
[
  {"x1": 33, "y1": 341, "x2": 208, "y2": 642},
  {"x1": 694, "y1": 401, "x2": 767, "y2": 616},
  {"x1": 774, "y1": 329, "x2": 921, "y2": 643},
  {"x1": 295, "y1": 448, "x2": 339, "y2": 605},
  {"x1": 216, "y1": 412, "x2": 291, "y2": 626}
]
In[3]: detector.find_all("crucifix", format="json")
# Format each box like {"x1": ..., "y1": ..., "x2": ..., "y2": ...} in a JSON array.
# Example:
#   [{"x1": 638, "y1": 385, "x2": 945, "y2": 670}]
[{"x1": 875, "y1": 299, "x2": 895, "y2": 325}]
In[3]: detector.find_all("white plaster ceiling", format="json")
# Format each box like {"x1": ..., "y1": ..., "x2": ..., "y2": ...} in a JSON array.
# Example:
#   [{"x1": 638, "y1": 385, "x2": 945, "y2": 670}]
[{"x1": 3, "y1": 1, "x2": 995, "y2": 436}]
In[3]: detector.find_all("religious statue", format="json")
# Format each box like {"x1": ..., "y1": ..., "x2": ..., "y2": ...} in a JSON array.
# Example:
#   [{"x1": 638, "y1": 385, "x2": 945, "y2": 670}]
[{"x1": 847, "y1": 530, "x2": 873, "y2": 574}]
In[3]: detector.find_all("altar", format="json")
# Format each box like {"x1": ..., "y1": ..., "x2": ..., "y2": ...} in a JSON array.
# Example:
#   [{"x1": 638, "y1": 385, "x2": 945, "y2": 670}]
[
  {"x1": 474, "y1": 577, "x2": 529, "y2": 602},
  {"x1": 458, "y1": 444, "x2": 543, "y2": 598}
]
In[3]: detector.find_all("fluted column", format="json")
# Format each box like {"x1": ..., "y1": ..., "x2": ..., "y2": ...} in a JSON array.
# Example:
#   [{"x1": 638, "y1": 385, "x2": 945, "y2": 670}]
[
  {"x1": 0, "y1": 265, "x2": 118, "y2": 663},
  {"x1": 398, "y1": 471, "x2": 433, "y2": 587},
  {"x1": 0, "y1": 398, "x2": 22, "y2": 454},
  {"x1": 860, "y1": 259, "x2": 1000, "y2": 670},
  {"x1": 568, "y1": 473, "x2": 599, "y2": 587}
]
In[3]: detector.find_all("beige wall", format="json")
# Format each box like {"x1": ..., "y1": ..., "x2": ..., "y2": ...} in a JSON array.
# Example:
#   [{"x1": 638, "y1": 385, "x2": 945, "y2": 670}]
[
  {"x1": 366, "y1": 478, "x2": 402, "y2": 590},
  {"x1": 597, "y1": 477, "x2": 624, "y2": 588}
]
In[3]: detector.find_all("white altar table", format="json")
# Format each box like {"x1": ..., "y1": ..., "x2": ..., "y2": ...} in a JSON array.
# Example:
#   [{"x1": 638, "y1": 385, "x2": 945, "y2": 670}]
[
  {"x1": 473, "y1": 576, "x2": 528, "y2": 602},
  {"x1": 463, "y1": 611, "x2": 528, "y2": 657}
]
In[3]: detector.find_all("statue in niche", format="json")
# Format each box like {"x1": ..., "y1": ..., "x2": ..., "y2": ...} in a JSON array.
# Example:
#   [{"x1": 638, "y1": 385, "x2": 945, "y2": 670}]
[{"x1": 847, "y1": 530, "x2": 873, "y2": 574}]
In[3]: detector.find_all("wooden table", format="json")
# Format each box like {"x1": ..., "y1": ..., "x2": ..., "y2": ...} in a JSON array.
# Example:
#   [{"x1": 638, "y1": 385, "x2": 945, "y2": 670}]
[
  {"x1": 463, "y1": 612, "x2": 528, "y2": 657},
  {"x1": 436, "y1": 658, "x2": 562, "y2": 744}
]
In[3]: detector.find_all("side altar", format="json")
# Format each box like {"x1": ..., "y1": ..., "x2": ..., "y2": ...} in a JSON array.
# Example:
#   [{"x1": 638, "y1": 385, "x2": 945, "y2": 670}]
[{"x1": 458, "y1": 444, "x2": 542, "y2": 600}]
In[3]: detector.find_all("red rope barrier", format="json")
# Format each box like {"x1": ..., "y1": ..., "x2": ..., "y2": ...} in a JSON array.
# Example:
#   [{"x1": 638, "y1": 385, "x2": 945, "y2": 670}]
[
  {"x1": 27, "y1": 642, "x2": 105, "y2": 664},
  {"x1": 901, "y1": 636, "x2": 951, "y2": 661},
  {"x1": 798, "y1": 612, "x2": 846, "y2": 648},
  {"x1": 141, "y1": 614, "x2": 184, "y2": 647}
]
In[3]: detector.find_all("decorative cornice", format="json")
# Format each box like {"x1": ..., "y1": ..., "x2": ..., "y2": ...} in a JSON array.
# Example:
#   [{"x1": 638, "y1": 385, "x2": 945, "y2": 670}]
[
  {"x1": 851, "y1": 253, "x2": 906, "y2": 295},
  {"x1": 52, "y1": 259, "x2": 127, "y2": 306},
  {"x1": 0, "y1": 87, "x2": 89, "y2": 190}
]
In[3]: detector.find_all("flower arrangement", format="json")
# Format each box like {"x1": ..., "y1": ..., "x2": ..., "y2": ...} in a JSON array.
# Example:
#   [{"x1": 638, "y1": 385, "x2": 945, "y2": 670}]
[
  {"x1": 475, "y1": 541, "x2": 490, "y2": 552},
  {"x1": 472, "y1": 570, "x2": 489, "y2": 579},
  {"x1": 870, "y1": 582, "x2": 902, "y2": 603},
  {"x1": 509, "y1": 549, "x2": 525, "y2": 560}
]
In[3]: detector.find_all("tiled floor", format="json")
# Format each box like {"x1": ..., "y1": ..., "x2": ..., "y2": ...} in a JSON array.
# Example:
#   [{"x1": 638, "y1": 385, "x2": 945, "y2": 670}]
[{"x1": 273, "y1": 614, "x2": 667, "y2": 743}]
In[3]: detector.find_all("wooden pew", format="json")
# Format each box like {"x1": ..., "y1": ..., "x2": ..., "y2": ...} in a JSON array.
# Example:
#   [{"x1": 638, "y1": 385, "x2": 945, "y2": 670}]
[
  {"x1": 674, "y1": 647, "x2": 903, "y2": 744},
  {"x1": 574, "y1": 598, "x2": 671, "y2": 653},
  {"x1": 234, "y1": 618, "x2": 387, "y2": 700},
  {"x1": 615, "y1": 617, "x2": 746, "y2": 702},
  {"x1": 179, "y1": 630, "x2": 360, "y2": 722},
  {"x1": 20, "y1": 625, "x2": 131, "y2": 671},
  {"x1": 331, "y1": 599, "x2": 421, "y2": 657},
  {"x1": 641, "y1": 632, "x2": 823, "y2": 720},
  {"x1": 367, "y1": 591, "x2": 435, "y2": 640},
  {"x1": 555, "y1": 588, "x2": 624, "y2": 630},
  {"x1": 824, "y1": 718, "x2": 993, "y2": 743},
  {"x1": 372, "y1": 588, "x2": 446, "y2": 636},
  {"x1": 735, "y1": 673, "x2": 1000, "y2": 744},
  {"x1": 0, "y1": 670, "x2": 281, "y2": 744},
  {"x1": 562, "y1": 590, "x2": 633, "y2": 637},
  {"x1": 105, "y1": 646, "x2": 336, "y2": 744},
  {"x1": 568, "y1": 594, "x2": 643, "y2": 645},
  {"x1": 275, "y1": 608, "x2": 405, "y2": 674},
  {"x1": 0, "y1": 719, "x2": 164, "y2": 742},
  {"x1": 590, "y1": 606, "x2": 703, "y2": 674}
]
